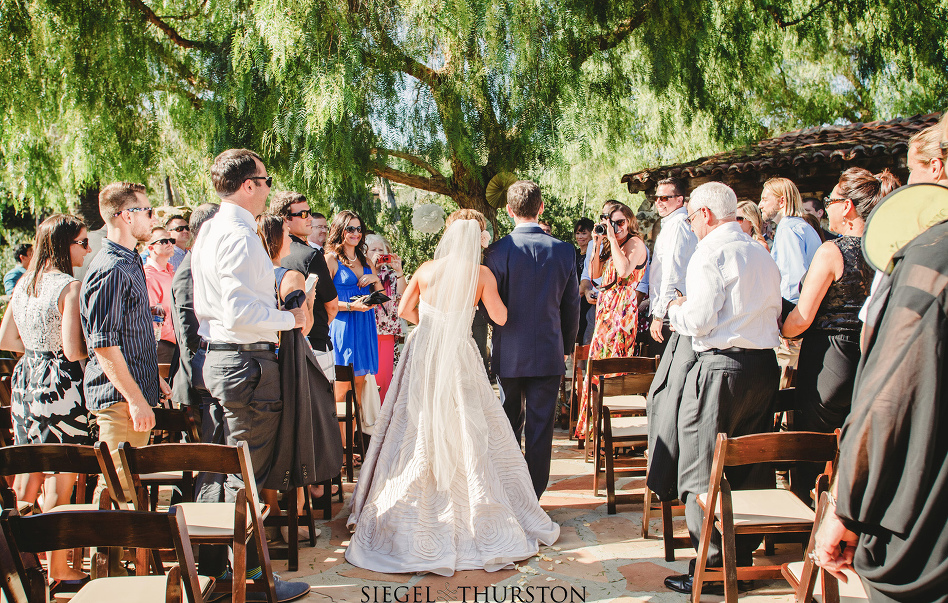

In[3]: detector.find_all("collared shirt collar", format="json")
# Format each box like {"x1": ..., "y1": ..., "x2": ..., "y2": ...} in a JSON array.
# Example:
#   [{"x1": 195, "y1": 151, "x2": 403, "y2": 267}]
[
  {"x1": 696, "y1": 220, "x2": 744, "y2": 249},
  {"x1": 219, "y1": 201, "x2": 257, "y2": 229},
  {"x1": 514, "y1": 221, "x2": 541, "y2": 230},
  {"x1": 145, "y1": 256, "x2": 173, "y2": 273},
  {"x1": 102, "y1": 237, "x2": 141, "y2": 262},
  {"x1": 662, "y1": 206, "x2": 689, "y2": 222}
]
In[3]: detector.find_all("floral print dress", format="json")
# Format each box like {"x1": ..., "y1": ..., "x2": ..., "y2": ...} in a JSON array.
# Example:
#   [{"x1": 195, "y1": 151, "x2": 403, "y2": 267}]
[{"x1": 575, "y1": 256, "x2": 646, "y2": 439}]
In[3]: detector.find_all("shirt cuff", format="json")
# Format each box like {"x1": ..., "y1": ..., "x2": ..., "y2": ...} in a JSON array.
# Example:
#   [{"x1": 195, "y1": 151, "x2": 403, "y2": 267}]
[{"x1": 88, "y1": 332, "x2": 121, "y2": 349}]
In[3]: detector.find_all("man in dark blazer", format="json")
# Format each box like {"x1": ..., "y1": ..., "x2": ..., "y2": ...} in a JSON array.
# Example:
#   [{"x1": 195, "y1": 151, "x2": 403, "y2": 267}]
[
  {"x1": 485, "y1": 180, "x2": 580, "y2": 498},
  {"x1": 271, "y1": 191, "x2": 339, "y2": 378}
]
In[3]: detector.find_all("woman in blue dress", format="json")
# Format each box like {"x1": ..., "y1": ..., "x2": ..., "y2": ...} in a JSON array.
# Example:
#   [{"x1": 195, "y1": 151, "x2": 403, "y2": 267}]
[{"x1": 325, "y1": 210, "x2": 382, "y2": 436}]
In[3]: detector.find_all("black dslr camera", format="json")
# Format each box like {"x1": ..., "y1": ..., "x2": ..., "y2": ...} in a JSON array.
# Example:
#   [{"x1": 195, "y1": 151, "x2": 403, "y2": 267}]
[{"x1": 593, "y1": 213, "x2": 618, "y2": 235}]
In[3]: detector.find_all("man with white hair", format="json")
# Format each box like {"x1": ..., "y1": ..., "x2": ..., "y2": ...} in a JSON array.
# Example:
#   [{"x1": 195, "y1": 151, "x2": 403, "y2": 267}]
[{"x1": 662, "y1": 182, "x2": 782, "y2": 595}]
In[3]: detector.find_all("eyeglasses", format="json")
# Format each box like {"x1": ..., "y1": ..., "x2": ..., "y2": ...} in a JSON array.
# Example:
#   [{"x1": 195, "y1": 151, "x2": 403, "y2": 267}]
[
  {"x1": 244, "y1": 175, "x2": 273, "y2": 188},
  {"x1": 72, "y1": 238, "x2": 90, "y2": 249},
  {"x1": 313, "y1": 225, "x2": 329, "y2": 231},
  {"x1": 654, "y1": 195, "x2": 681, "y2": 202},
  {"x1": 149, "y1": 238, "x2": 175, "y2": 246},
  {"x1": 823, "y1": 196, "x2": 848, "y2": 207},
  {"x1": 168, "y1": 225, "x2": 189, "y2": 232},
  {"x1": 344, "y1": 225, "x2": 363, "y2": 234},
  {"x1": 288, "y1": 209, "x2": 312, "y2": 219},
  {"x1": 612, "y1": 218, "x2": 628, "y2": 228},
  {"x1": 685, "y1": 208, "x2": 702, "y2": 224},
  {"x1": 113, "y1": 206, "x2": 153, "y2": 219},
  {"x1": 736, "y1": 216, "x2": 746, "y2": 222}
]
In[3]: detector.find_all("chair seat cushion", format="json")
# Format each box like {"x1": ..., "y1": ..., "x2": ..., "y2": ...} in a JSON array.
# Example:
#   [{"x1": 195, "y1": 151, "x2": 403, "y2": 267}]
[
  {"x1": 606, "y1": 416, "x2": 649, "y2": 438},
  {"x1": 47, "y1": 503, "x2": 102, "y2": 513},
  {"x1": 139, "y1": 471, "x2": 188, "y2": 483},
  {"x1": 785, "y1": 561, "x2": 868, "y2": 601},
  {"x1": 603, "y1": 394, "x2": 647, "y2": 411},
  {"x1": 71, "y1": 574, "x2": 214, "y2": 603},
  {"x1": 697, "y1": 489, "x2": 815, "y2": 526},
  {"x1": 173, "y1": 502, "x2": 266, "y2": 537}
]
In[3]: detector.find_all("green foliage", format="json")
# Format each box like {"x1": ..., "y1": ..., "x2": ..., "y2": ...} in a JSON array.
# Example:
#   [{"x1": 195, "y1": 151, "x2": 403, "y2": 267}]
[{"x1": 0, "y1": 0, "x2": 945, "y2": 225}]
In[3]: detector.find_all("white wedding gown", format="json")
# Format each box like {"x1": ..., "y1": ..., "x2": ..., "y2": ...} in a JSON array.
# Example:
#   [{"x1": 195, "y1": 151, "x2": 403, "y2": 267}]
[{"x1": 346, "y1": 299, "x2": 560, "y2": 575}]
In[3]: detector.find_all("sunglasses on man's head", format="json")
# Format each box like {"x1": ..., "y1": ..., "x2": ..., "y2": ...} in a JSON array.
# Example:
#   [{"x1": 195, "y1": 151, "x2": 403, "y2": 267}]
[
  {"x1": 289, "y1": 209, "x2": 312, "y2": 219},
  {"x1": 113, "y1": 206, "x2": 153, "y2": 219},
  {"x1": 149, "y1": 238, "x2": 175, "y2": 246},
  {"x1": 72, "y1": 238, "x2": 90, "y2": 249},
  {"x1": 168, "y1": 225, "x2": 189, "y2": 232},
  {"x1": 344, "y1": 225, "x2": 363, "y2": 233}
]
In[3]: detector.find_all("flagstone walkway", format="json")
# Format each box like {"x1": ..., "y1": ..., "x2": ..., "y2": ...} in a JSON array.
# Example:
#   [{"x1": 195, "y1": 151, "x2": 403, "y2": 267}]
[{"x1": 272, "y1": 429, "x2": 803, "y2": 603}]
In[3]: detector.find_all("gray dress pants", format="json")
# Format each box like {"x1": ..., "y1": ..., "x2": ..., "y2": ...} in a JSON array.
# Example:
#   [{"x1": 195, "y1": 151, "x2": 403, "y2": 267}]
[{"x1": 677, "y1": 348, "x2": 778, "y2": 568}]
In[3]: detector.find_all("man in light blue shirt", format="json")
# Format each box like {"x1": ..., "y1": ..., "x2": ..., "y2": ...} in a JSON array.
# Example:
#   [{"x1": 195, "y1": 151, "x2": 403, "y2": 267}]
[
  {"x1": 3, "y1": 244, "x2": 32, "y2": 294},
  {"x1": 759, "y1": 177, "x2": 822, "y2": 304}
]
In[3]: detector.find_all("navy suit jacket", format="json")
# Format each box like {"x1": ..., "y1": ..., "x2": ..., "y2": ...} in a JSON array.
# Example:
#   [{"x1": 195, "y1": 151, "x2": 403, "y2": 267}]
[{"x1": 485, "y1": 224, "x2": 580, "y2": 378}]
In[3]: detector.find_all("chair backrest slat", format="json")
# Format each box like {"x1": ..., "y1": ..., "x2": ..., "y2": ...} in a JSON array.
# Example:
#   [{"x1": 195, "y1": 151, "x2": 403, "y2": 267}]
[
  {"x1": 722, "y1": 432, "x2": 838, "y2": 466},
  {"x1": 600, "y1": 373, "x2": 655, "y2": 397},
  {"x1": 120, "y1": 442, "x2": 242, "y2": 476},
  {"x1": 0, "y1": 444, "x2": 102, "y2": 476},
  {"x1": 587, "y1": 356, "x2": 659, "y2": 377},
  {"x1": 1, "y1": 509, "x2": 177, "y2": 552}
]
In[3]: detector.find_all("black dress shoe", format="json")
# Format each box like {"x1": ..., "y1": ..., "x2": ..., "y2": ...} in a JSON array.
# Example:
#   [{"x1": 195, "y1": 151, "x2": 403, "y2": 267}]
[{"x1": 663, "y1": 574, "x2": 754, "y2": 595}]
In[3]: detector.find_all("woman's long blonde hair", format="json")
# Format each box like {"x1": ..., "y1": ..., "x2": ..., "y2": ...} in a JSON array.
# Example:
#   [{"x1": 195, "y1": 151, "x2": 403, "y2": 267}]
[{"x1": 762, "y1": 177, "x2": 805, "y2": 218}]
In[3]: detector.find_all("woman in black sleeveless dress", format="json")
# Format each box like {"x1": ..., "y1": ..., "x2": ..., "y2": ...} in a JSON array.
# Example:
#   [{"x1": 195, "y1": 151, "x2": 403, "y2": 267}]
[{"x1": 781, "y1": 168, "x2": 899, "y2": 501}]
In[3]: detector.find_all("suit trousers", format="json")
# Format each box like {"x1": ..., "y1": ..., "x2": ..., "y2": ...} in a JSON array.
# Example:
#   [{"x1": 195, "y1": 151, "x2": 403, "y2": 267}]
[
  {"x1": 677, "y1": 348, "x2": 778, "y2": 568},
  {"x1": 200, "y1": 348, "x2": 282, "y2": 576},
  {"x1": 500, "y1": 375, "x2": 562, "y2": 498}
]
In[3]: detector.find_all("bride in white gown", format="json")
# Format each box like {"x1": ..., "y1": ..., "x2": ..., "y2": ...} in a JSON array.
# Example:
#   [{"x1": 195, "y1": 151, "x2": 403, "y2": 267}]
[{"x1": 346, "y1": 209, "x2": 560, "y2": 576}]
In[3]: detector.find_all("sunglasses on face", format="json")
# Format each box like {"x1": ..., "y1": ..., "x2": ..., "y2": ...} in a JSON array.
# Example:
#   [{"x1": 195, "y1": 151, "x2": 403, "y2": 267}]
[
  {"x1": 289, "y1": 209, "x2": 312, "y2": 219},
  {"x1": 344, "y1": 225, "x2": 363, "y2": 234},
  {"x1": 654, "y1": 195, "x2": 680, "y2": 202},
  {"x1": 149, "y1": 238, "x2": 175, "y2": 246},
  {"x1": 168, "y1": 225, "x2": 189, "y2": 232},
  {"x1": 823, "y1": 196, "x2": 848, "y2": 207},
  {"x1": 736, "y1": 216, "x2": 746, "y2": 222},
  {"x1": 72, "y1": 238, "x2": 90, "y2": 249},
  {"x1": 612, "y1": 219, "x2": 628, "y2": 228},
  {"x1": 244, "y1": 175, "x2": 273, "y2": 188},
  {"x1": 113, "y1": 206, "x2": 153, "y2": 219}
]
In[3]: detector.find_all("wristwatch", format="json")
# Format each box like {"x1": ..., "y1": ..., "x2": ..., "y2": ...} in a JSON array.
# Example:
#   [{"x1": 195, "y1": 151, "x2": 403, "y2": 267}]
[{"x1": 347, "y1": 301, "x2": 352, "y2": 311}]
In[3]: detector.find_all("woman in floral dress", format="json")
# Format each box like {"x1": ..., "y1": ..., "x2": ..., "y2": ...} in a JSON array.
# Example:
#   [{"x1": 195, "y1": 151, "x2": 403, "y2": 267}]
[
  {"x1": 575, "y1": 201, "x2": 648, "y2": 441},
  {"x1": 365, "y1": 234, "x2": 405, "y2": 403}
]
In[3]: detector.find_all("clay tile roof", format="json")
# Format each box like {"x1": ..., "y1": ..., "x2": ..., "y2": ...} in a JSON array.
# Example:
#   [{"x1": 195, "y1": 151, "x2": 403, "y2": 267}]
[{"x1": 622, "y1": 113, "x2": 942, "y2": 193}]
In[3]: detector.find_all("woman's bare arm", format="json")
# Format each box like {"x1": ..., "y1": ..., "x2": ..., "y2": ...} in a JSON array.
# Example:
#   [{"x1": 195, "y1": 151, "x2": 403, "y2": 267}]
[
  {"x1": 397, "y1": 271, "x2": 422, "y2": 325},
  {"x1": 477, "y1": 267, "x2": 507, "y2": 326},
  {"x1": 59, "y1": 281, "x2": 87, "y2": 361}
]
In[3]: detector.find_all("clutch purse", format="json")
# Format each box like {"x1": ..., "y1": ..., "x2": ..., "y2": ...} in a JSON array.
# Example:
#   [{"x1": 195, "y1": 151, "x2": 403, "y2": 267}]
[{"x1": 352, "y1": 290, "x2": 391, "y2": 306}]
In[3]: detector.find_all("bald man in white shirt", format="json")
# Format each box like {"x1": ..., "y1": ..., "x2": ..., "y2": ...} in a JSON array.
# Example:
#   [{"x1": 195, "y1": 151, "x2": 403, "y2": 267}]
[{"x1": 662, "y1": 182, "x2": 782, "y2": 596}]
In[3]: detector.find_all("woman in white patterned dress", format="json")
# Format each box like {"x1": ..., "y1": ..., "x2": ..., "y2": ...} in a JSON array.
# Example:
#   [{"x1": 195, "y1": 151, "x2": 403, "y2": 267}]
[
  {"x1": 0, "y1": 214, "x2": 91, "y2": 585},
  {"x1": 346, "y1": 209, "x2": 560, "y2": 576}
]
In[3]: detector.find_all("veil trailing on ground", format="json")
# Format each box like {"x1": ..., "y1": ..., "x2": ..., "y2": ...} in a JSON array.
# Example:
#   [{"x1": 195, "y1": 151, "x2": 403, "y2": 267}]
[{"x1": 407, "y1": 218, "x2": 488, "y2": 491}]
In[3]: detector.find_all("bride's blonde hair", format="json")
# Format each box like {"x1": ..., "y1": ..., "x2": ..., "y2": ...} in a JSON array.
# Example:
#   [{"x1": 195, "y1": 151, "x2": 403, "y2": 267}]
[{"x1": 445, "y1": 209, "x2": 486, "y2": 230}]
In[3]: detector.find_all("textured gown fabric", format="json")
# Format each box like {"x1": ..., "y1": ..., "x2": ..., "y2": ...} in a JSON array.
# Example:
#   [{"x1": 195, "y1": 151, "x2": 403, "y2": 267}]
[
  {"x1": 10, "y1": 271, "x2": 90, "y2": 444},
  {"x1": 330, "y1": 263, "x2": 379, "y2": 376},
  {"x1": 346, "y1": 301, "x2": 560, "y2": 575},
  {"x1": 574, "y1": 256, "x2": 646, "y2": 438}
]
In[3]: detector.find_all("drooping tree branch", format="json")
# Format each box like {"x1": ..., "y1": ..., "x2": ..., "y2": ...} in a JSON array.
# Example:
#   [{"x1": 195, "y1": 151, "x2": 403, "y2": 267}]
[
  {"x1": 568, "y1": 3, "x2": 653, "y2": 65},
  {"x1": 368, "y1": 161, "x2": 453, "y2": 197},
  {"x1": 762, "y1": 0, "x2": 839, "y2": 28},
  {"x1": 372, "y1": 148, "x2": 445, "y2": 178},
  {"x1": 127, "y1": 0, "x2": 210, "y2": 50}
]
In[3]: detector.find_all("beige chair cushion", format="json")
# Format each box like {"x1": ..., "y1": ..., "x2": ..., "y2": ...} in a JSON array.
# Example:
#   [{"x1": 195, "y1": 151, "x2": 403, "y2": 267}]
[
  {"x1": 139, "y1": 471, "x2": 187, "y2": 483},
  {"x1": 47, "y1": 503, "x2": 102, "y2": 513},
  {"x1": 71, "y1": 574, "x2": 213, "y2": 603},
  {"x1": 603, "y1": 394, "x2": 647, "y2": 411},
  {"x1": 173, "y1": 502, "x2": 266, "y2": 537},
  {"x1": 697, "y1": 489, "x2": 815, "y2": 526},
  {"x1": 785, "y1": 561, "x2": 868, "y2": 601},
  {"x1": 606, "y1": 416, "x2": 649, "y2": 439}
]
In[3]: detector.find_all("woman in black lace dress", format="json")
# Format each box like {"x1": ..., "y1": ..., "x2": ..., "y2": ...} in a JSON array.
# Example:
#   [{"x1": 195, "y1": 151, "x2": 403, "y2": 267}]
[{"x1": 781, "y1": 168, "x2": 899, "y2": 501}]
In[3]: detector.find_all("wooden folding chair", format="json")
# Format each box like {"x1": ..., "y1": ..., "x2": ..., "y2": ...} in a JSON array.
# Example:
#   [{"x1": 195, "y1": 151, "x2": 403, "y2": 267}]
[
  {"x1": 118, "y1": 442, "x2": 276, "y2": 603},
  {"x1": 692, "y1": 431, "x2": 839, "y2": 603},
  {"x1": 569, "y1": 344, "x2": 590, "y2": 441},
  {"x1": 335, "y1": 364, "x2": 367, "y2": 483},
  {"x1": 0, "y1": 442, "x2": 127, "y2": 574},
  {"x1": 781, "y1": 492, "x2": 867, "y2": 603},
  {"x1": 0, "y1": 507, "x2": 214, "y2": 603},
  {"x1": 585, "y1": 356, "x2": 658, "y2": 503},
  {"x1": 0, "y1": 405, "x2": 14, "y2": 448},
  {"x1": 138, "y1": 406, "x2": 203, "y2": 512}
]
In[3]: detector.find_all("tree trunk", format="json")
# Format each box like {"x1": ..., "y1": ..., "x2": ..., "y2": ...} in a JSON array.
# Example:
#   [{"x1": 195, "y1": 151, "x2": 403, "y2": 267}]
[{"x1": 75, "y1": 183, "x2": 103, "y2": 230}]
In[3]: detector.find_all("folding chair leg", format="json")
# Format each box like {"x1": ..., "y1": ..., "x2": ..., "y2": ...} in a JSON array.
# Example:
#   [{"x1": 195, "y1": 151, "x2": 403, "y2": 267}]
[
  {"x1": 662, "y1": 501, "x2": 676, "y2": 562},
  {"x1": 604, "y1": 411, "x2": 617, "y2": 515},
  {"x1": 720, "y1": 480, "x2": 739, "y2": 603},
  {"x1": 233, "y1": 489, "x2": 248, "y2": 603},
  {"x1": 692, "y1": 493, "x2": 717, "y2": 603},
  {"x1": 287, "y1": 488, "x2": 299, "y2": 572},
  {"x1": 642, "y1": 487, "x2": 652, "y2": 538}
]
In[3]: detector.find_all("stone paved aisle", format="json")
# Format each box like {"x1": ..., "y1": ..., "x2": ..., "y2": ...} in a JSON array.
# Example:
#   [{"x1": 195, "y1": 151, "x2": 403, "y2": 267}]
[{"x1": 268, "y1": 429, "x2": 805, "y2": 603}]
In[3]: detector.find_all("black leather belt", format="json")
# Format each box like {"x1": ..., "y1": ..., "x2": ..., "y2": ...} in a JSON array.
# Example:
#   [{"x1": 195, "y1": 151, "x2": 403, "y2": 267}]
[
  {"x1": 206, "y1": 342, "x2": 276, "y2": 352},
  {"x1": 698, "y1": 347, "x2": 772, "y2": 356}
]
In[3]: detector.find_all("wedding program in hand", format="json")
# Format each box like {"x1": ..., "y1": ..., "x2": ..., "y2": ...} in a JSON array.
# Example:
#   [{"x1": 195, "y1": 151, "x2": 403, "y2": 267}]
[{"x1": 346, "y1": 210, "x2": 560, "y2": 576}]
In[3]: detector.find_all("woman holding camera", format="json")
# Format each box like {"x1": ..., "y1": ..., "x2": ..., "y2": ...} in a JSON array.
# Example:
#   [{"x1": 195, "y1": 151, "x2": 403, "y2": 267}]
[
  {"x1": 365, "y1": 233, "x2": 405, "y2": 402},
  {"x1": 574, "y1": 201, "x2": 648, "y2": 440}
]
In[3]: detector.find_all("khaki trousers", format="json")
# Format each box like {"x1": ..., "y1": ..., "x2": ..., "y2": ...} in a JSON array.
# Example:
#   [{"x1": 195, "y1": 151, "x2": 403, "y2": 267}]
[{"x1": 94, "y1": 402, "x2": 152, "y2": 502}]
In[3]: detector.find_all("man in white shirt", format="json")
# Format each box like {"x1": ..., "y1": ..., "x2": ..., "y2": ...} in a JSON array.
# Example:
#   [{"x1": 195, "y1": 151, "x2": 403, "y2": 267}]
[
  {"x1": 648, "y1": 178, "x2": 698, "y2": 354},
  {"x1": 758, "y1": 177, "x2": 822, "y2": 304},
  {"x1": 190, "y1": 148, "x2": 309, "y2": 602},
  {"x1": 663, "y1": 182, "x2": 782, "y2": 596}
]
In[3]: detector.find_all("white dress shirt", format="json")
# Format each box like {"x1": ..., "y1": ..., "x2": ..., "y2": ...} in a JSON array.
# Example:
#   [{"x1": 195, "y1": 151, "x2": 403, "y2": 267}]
[
  {"x1": 649, "y1": 207, "x2": 698, "y2": 319},
  {"x1": 771, "y1": 216, "x2": 822, "y2": 303},
  {"x1": 191, "y1": 202, "x2": 295, "y2": 344},
  {"x1": 668, "y1": 222, "x2": 781, "y2": 352}
]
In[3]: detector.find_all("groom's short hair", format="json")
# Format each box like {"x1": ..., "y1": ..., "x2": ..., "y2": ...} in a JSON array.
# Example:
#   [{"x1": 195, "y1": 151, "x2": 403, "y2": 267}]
[{"x1": 507, "y1": 180, "x2": 542, "y2": 218}]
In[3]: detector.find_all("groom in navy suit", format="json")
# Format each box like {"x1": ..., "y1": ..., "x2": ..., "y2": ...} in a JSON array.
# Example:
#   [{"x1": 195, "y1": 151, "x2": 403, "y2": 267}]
[{"x1": 485, "y1": 180, "x2": 580, "y2": 498}]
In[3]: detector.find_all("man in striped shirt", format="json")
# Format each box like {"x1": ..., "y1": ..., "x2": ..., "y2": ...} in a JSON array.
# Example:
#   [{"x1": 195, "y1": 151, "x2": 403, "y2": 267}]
[{"x1": 80, "y1": 181, "x2": 171, "y2": 501}]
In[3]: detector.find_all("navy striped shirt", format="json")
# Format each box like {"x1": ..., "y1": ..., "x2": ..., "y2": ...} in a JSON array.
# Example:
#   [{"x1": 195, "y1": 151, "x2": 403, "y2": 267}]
[{"x1": 80, "y1": 238, "x2": 160, "y2": 411}]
